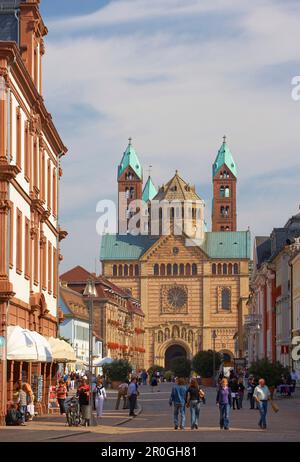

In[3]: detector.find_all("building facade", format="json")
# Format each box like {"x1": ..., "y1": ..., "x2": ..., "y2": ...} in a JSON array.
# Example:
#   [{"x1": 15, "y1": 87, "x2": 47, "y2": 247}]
[
  {"x1": 0, "y1": 0, "x2": 67, "y2": 424},
  {"x1": 248, "y1": 214, "x2": 300, "y2": 368},
  {"x1": 100, "y1": 139, "x2": 251, "y2": 370},
  {"x1": 60, "y1": 266, "x2": 145, "y2": 371}
]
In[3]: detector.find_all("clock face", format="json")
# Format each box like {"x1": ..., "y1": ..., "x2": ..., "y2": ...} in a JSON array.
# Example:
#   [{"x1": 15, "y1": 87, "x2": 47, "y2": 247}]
[{"x1": 167, "y1": 287, "x2": 187, "y2": 308}]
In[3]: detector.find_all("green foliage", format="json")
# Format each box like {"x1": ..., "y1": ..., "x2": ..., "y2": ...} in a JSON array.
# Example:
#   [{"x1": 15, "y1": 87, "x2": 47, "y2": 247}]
[
  {"x1": 147, "y1": 364, "x2": 165, "y2": 378},
  {"x1": 103, "y1": 359, "x2": 132, "y2": 382},
  {"x1": 249, "y1": 358, "x2": 289, "y2": 387},
  {"x1": 170, "y1": 357, "x2": 192, "y2": 378},
  {"x1": 192, "y1": 350, "x2": 222, "y2": 378},
  {"x1": 164, "y1": 370, "x2": 173, "y2": 382}
]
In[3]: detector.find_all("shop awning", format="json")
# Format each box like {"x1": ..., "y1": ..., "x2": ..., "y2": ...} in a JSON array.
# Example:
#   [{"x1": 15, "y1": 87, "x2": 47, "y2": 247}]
[
  {"x1": 7, "y1": 326, "x2": 53, "y2": 362},
  {"x1": 47, "y1": 337, "x2": 76, "y2": 363}
]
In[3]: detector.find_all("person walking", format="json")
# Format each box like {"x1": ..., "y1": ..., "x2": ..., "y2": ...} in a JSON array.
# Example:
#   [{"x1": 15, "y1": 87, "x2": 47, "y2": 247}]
[
  {"x1": 216, "y1": 378, "x2": 232, "y2": 430},
  {"x1": 24, "y1": 383, "x2": 35, "y2": 421},
  {"x1": 95, "y1": 378, "x2": 107, "y2": 419},
  {"x1": 169, "y1": 378, "x2": 187, "y2": 430},
  {"x1": 141, "y1": 370, "x2": 148, "y2": 386},
  {"x1": 230, "y1": 377, "x2": 240, "y2": 410},
  {"x1": 237, "y1": 377, "x2": 245, "y2": 409},
  {"x1": 17, "y1": 384, "x2": 28, "y2": 426},
  {"x1": 186, "y1": 377, "x2": 202, "y2": 430},
  {"x1": 77, "y1": 379, "x2": 90, "y2": 426},
  {"x1": 247, "y1": 377, "x2": 256, "y2": 409},
  {"x1": 115, "y1": 381, "x2": 129, "y2": 410},
  {"x1": 70, "y1": 371, "x2": 76, "y2": 390},
  {"x1": 253, "y1": 378, "x2": 270, "y2": 430},
  {"x1": 128, "y1": 377, "x2": 139, "y2": 417},
  {"x1": 150, "y1": 374, "x2": 159, "y2": 392},
  {"x1": 56, "y1": 379, "x2": 67, "y2": 415}
]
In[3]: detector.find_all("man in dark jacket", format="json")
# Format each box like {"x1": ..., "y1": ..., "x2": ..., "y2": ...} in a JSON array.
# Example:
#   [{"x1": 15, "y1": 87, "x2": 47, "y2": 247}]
[{"x1": 216, "y1": 378, "x2": 232, "y2": 430}]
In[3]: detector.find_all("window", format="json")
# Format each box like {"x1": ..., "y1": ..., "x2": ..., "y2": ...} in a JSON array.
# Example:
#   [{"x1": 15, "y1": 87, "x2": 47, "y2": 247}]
[
  {"x1": 113, "y1": 265, "x2": 117, "y2": 276},
  {"x1": 16, "y1": 209, "x2": 22, "y2": 274},
  {"x1": 135, "y1": 264, "x2": 139, "y2": 276},
  {"x1": 160, "y1": 264, "x2": 165, "y2": 276},
  {"x1": 130, "y1": 187, "x2": 135, "y2": 199},
  {"x1": 16, "y1": 107, "x2": 21, "y2": 169},
  {"x1": 223, "y1": 263, "x2": 227, "y2": 275},
  {"x1": 154, "y1": 264, "x2": 159, "y2": 276},
  {"x1": 173, "y1": 264, "x2": 178, "y2": 275},
  {"x1": 186, "y1": 263, "x2": 191, "y2": 276},
  {"x1": 192, "y1": 263, "x2": 197, "y2": 275},
  {"x1": 41, "y1": 150, "x2": 45, "y2": 201},
  {"x1": 53, "y1": 168, "x2": 57, "y2": 216},
  {"x1": 125, "y1": 188, "x2": 129, "y2": 199},
  {"x1": 221, "y1": 288, "x2": 231, "y2": 310},
  {"x1": 42, "y1": 237, "x2": 47, "y2": 290},
  {"x1": 167, "y1": 264, "x2": 172, "y2": 276},
  {"x1": 217, "y1": 263, "x2": 222, "y2": 274},
  {"x1": 118, "y1": 265, "x2": 123, "y2": 277},
  {"x1": 33, "y1": 138, "x2": 38, "y2": 190},
  {"x1": 228, "y1": 263, "x2": 232, "y2": 275},
  {"x1": 9, "y1": 204, "x2": 14, "y2": 268},
  {"x1": 47, "y1": 159, "x2": 51, "y2": 210},
  {"x1": 179, "y1": 263, "x2": 185, "y2": 275},
  {"x1": 220, "y1": 186, "x2": 225, "y2": 197},
  {"x1": 129, "y1": 265, "x2": 134, "y2": 277},
  {"x1": 47, "y1": 241, "x2": 52, "y2": 290},
  {"x1": 124, "y1": 264, "x2": 128, "y2": 276},
  {"x1": 24, "y1": 218, "x2": 30, "y2": 279},
  {"x1": 24, "y1": 122, "x2": 30, "y2": 181},
  {"x1": 225, "y1": 186, "x2": 230, "y2": 197},
  {"x1": 234, "y1": 263, "x2": 239, "y2": 274},
  {"x1": 34, "y1": 232, "x2": 39, "y2": 284},
  {"x1": 212, "y1": 263, "x2": 216, "y2": 274},
  {"x1": 53, "y1": 247, "x2": 58, "y2": 297}
]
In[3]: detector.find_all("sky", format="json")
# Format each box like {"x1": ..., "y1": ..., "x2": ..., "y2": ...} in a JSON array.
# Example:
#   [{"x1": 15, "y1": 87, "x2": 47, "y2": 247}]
[{"x1": 39, "y1": 0, "x2": 300, "y2": 274}]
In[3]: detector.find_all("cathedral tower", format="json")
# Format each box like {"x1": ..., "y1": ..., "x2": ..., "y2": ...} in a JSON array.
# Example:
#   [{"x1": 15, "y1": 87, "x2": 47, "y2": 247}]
[
  {"x1": 212, "y1": 136, "x2": 237, "y2": 231},
  {"x1": 118, "y1": 138, "x2": 143, "y2": 233}
]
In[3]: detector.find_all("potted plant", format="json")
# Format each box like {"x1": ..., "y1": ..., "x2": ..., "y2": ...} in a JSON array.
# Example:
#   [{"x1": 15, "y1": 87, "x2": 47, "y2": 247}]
[
  {"x1": 192, "y1": 350, "x2": 222, "y2": 386},
  {"x1": 103, "y1": 359, "x2": 132, "y2": 389}
]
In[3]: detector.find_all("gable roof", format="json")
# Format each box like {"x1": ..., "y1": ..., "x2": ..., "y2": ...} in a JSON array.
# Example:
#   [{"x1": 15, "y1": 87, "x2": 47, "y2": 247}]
[
  {"x1": 153, "y1": 171, "x2": 202, "y2": 202},
  {"x1": 213, "y1": 140, "x2": 237, "y2": 178},
  {"x1": 100, "y1": 230, "x2": 251, "y2": 261}
]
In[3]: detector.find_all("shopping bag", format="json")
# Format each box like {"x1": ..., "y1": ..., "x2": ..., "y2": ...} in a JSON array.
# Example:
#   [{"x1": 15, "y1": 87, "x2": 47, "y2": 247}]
[{"x1": 270, "y1": 400, "x2": 279, "y2": 413}]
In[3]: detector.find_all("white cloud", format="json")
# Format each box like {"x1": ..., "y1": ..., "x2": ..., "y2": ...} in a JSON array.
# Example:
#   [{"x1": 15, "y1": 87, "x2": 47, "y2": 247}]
[{"x1": 42, "y1": 0, "x2": 300, "y2": 269}]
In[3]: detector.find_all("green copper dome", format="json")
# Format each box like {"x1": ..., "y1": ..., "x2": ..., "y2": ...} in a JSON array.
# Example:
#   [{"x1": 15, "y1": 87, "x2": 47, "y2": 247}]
[
  {"x1": 142, "y1": 176, "x2": 157, "y2": 202},
  {"x1": 212, "y1": 138, "x2": 237, "y2": 178},
  {"x1": 118, "y1": 140, "x2": 143, "y2": 180}
]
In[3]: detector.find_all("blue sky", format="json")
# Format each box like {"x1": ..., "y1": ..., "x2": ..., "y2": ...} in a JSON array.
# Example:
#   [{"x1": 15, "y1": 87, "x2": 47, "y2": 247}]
[{"x1": 39, "y1": 0, "x2": 300, "y2": 273}]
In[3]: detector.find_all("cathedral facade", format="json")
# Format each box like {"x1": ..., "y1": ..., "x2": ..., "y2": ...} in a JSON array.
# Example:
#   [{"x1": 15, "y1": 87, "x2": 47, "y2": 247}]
[{"x1": 100, "y1": 138, "x2": 250, "y2": 370}]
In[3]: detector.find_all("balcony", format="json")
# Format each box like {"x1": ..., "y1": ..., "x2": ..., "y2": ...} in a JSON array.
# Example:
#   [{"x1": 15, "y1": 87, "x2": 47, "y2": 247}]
[{"x1": 244, "y1": 314, "x2": 262, "y2": 326}]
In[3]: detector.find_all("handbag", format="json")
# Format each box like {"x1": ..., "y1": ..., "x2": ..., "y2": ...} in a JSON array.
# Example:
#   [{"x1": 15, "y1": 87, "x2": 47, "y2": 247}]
[
  {"x1": 199, "y1": 389, "x2": 205, "y2": 400},
  {"x1": 27, "y1": 403, "x2": 35, "y2": 416}
]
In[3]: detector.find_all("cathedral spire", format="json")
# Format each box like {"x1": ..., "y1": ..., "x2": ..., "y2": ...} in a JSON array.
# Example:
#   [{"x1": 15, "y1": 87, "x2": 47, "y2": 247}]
[
  {"x1": 212, "y1": 136, "x2": 237, "y2": 179},
  {"x1": 142, "y1": 175, "x2": 157, "y2": 202},
  {"x1": 118, "y1": 138, "x2": 142, "y2": 180}
]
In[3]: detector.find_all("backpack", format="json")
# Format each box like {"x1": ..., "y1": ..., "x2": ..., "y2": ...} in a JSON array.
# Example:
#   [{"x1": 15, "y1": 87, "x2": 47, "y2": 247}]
[
  {"x1": 6, "y1": 409, "x2": 22, "y2": 426},
  {"x1": 78, "y1": 387, "x2": 89, "y2": 405}
]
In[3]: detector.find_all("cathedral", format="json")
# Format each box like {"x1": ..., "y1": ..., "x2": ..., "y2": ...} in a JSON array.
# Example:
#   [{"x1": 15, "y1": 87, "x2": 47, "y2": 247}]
[{"x1": 100, "y1": 138, "x2": 250, "y2": 370}]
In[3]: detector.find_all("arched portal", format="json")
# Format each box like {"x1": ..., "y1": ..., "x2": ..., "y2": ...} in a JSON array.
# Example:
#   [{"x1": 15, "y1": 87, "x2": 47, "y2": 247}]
[{"x1": 165, "y1": 344, "x2": 187, "y2": 370}]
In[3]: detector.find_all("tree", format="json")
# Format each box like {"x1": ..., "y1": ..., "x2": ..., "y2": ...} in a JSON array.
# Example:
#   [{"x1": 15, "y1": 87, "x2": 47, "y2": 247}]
[
  {"x1": 192, "y1": 350, "x2": 222, "y2": 378},
  {"x1": 147, "y1": 364, "x2": 165, "y2": 378},
  {"x1": 103, "y1": 359, "x2": 132, "y2": 382},
  {"x1": 249, "y1": 358, "x2": 289, "y2": 387},
  {"x1": 170, "y1": 357, "x2": 191, "y2": 378}
]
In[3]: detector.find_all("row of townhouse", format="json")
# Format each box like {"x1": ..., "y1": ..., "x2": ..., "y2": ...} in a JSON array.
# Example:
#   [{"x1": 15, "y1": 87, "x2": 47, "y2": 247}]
[{"x1": 246, "y1": 211, "x2": 300, "y2": 378}]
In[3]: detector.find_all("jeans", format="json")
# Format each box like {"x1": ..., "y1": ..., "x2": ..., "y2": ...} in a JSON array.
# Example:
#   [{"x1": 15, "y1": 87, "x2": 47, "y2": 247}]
[
  {"x1": 248, "y1": 394, "x2": 255, "y2": 409},
  {"x1": 232, "y1": 396, "x2": 240, "y2": 410},
  {"x1": 189, "y1": 400, "x2": 200, "y2": 428},
  {"x1": 238, "y1": 393, "x2": 244, "y2": 408},
  {"x1": 258, "y1": 400, "x2": 268, "y2": 428},
  {"x1": 19, "y1": 405, "x2": 27, "y2": 423},
  {"x1": 128, "y1": 394, "x2": 137, "y2": 415},
  {"x1": 58, "y1": 398, "x2": 66, "y2": 415},
  {"x1": 219, "y1": 403, "x2": 230, "y2": 429},
  {"x1": 174, "y1": 403, "x2": 186, "y2": 429}
]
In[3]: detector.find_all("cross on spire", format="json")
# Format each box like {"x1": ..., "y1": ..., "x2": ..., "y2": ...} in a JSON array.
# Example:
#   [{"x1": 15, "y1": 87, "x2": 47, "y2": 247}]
[
  {"x1": 147, "y1": 165, "x2": 153, "y2": 177},
  {"x1": 128, "y1": 137, "x2": 132, "y2": 146},
  {"x1": 223, "y1": 135, "x2": 227, "y2": 144}
]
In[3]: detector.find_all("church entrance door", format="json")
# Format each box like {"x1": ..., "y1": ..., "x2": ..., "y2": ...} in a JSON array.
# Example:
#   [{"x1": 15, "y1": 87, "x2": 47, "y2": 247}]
[{"x1": 164, "y1": 344, "x2": 187, "y2": 370}]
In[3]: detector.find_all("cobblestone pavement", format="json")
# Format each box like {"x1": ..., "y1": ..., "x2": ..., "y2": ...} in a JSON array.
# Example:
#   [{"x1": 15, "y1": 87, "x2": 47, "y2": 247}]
[{"x1": 0, "y1": 383, "x2": 299, "y2": 442}]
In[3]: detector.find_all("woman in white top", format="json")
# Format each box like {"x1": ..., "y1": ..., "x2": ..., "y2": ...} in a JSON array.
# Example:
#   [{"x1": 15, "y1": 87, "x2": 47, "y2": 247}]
[{"x1": 95, "y1": 378, "x2": 107, "y2": 418}]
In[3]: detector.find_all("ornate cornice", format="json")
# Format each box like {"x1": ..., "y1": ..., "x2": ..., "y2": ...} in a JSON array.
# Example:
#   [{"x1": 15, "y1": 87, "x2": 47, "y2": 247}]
[
  {"x1": 0, "y1": 163, "x2": 21, "y2": 181},
  {"x1": 0, "y1": 280, "x2": 15, "y2": 302},
  {"x1": 58, "y1": 228, "x2": 68, "y2": 242}
]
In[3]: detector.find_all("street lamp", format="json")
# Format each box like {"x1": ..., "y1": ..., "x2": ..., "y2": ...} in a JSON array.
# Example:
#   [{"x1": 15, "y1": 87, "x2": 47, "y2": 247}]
[
  {"x1": 83, "y1": 278, "x2": 97, "y2": 426},
  {"x1": 212, "y1": 330, "x2": 217, "y2": 387}
]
